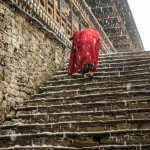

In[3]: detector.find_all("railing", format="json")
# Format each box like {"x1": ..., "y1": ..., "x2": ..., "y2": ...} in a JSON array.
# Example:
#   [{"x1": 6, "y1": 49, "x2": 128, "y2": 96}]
[{"x1": 5, "y1": 0, "x2": 116, "y2": 53}]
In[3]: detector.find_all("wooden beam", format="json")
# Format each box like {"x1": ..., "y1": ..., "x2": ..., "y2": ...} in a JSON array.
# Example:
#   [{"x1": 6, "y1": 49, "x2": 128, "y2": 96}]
[
  {"x1": 91, "y1": 3, "x2": 113, "y2": 9},
  {"x1": 90, "y1": 2, "x2": 113, "y2": 8},
  {"x1": 117, "y1": 48, "x2": 136, "y2": 52},
  {"x1": 103, "y1": 25, "x2": 122, "y2": 29},
  {"x1": 72, "y1": 0, "x2": 89, "y2": 25},
  {"x1": 115, "y1": 47, "x2": 136, "y2": 51},
  {"x1": 108, "y1": 32, "x2": 128, "y2": 37},
  {"x1": 98, "y1": 15, "x2": 118, "y2": 20},
  {"x1": 112, "y1": 40, "x2": 133, "y2": 45}
]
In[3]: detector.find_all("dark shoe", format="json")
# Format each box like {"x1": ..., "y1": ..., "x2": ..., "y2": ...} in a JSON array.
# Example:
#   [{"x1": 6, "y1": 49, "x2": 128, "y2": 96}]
[
  {"x1": 88, "y1": 71, "x2": 93, "y2": 80},
  {"x1": 88, "y1": 74, "x2": 94, "y2": 80},
  {"x1": 81, "y1": 72, "x2": 85, "y2": 78}
]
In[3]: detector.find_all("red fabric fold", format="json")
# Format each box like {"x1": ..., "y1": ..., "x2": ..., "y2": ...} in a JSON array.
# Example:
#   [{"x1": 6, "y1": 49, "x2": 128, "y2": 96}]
[{"x1": 68, "y1": 28, "x2": 101, "y2": 75}]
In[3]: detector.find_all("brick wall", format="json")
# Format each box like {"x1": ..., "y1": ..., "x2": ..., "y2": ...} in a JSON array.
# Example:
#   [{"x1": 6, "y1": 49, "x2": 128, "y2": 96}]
[{"x1": 0, "y1": 2, "x2": 70, "y2": 122}]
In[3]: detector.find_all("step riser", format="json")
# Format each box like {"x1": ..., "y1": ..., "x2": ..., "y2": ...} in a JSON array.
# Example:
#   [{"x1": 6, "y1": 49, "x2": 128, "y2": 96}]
[
  {"x1": 99, "y1": 53, "x2": 150, "y2": 59},
  {"x1": 56, "y1": 65, "x2": 150, "y2": 76},
  {"x1": 63, "y1": 56, "x2": 150, "y2": 67},
  {"x1": 27, "y1": 95, "x2": 150, "y2": 107},
  {"x1": 62, "y1": 61, "x2": 150, "y2": 71},
  {"x1": 34, "y1": 85, "x2": 150, "y2": 99},
  {"x1": 0, "y1": 131, "x2": 150, "y2": 148},
  {"x1": 1, "y1": 121, "x2": 150, "y2": 136},
  {"x1": 1, "y1": 145, "x2": 150, "y2": 150},
  {"x1": 41, "y1": 80, "x2": 150, "y2": 92},
  {"x1": 48, "y1": 74, "x2": 150, "y2": 86},
  {"x1": 99, "y1": 52, "x2": 150, "y2": 58},
  {"x1": 16, "y1": 110, "x2": 150, "y2": 123},
  {"x1": 99, "y1": 57, "x2": 150, "y2": 63},
  {"x1": 19, "y1": 101, "x2": 150, "y2": 116},
  {"x1": 53, "y1": 70, "x2": 150, "y2": 80}
]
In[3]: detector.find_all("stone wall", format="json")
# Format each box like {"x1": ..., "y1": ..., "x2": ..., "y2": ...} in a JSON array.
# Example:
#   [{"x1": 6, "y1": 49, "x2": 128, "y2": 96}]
[{"x1": 0, "y1": 2, "x2": 70, "y2": 122}]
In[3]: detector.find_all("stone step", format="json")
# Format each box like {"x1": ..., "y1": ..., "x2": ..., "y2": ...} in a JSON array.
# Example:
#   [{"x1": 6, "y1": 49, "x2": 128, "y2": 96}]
[
  {"x1": 40, "y1": 79, "x2": 150, "y2": 92},
  {"x1": 12, "y1": 107, "x2": 150, "y2": 124},
  {"x1": 56, "y1": 64, "x2": 150, "y2": 76},
  {"x1": 99, "y1": 51, "x2": 150, "y2": 58},
  {"x1": 17, "y1": 98, "x2": 150, "y2": 116},
  {"x1": 1, "y1": 51, "x2": 150, "y2": 150},
  {"x1": 99, "y1": 56, "x2": 150, "y2": 63},
  {"x1": 0, "y1": 145, "x2": 78, "y2": 150},
  {"x1": 26, "y1": 91, "x2": 150, "y2": 107},
  {"x1": 62, "y1": 59, "x2": 150, "y2": 71},
  {"x1": 47, "y1": 72, "x2": 150, "y2": 86},
  {"x1": 99, "y1": 59, "x2": 150, "y2": 67},
  {"x1": 1, "y1": 119, "x2": 150, "y2": 136},
  {"x1": 52, "y1": 68, "x2": 150, "y2": 80},
  {"x1": 63, "y1": 56, "x2": 150, "y2": 68},
  {"x1": 33, "y1": 83, "x2": 150, "y2": 100},
  {"x1": 1, "y1": 144, "x2": 150, "y2": 150},
  {"x1": 33, "y1": 84, "x2": 150, "y2": 100},
  {"x1": 0, "y1": 129, "x2": 150, "y2": 148}
]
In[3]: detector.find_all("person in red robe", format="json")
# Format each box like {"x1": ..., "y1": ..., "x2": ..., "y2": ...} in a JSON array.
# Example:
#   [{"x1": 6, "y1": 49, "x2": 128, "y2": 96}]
[{"x1": 68, "y1": 28, "x2": 100, "y2": 79}]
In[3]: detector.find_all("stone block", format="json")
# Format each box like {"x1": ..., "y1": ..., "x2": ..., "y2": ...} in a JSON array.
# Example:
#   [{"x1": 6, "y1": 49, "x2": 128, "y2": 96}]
[
  {"x1": 12, "y1": 28, "x2": 19, "y2": 36},
  {"x1": 0, "y1": 91, "x2": 3, "y2": 101},
  {"x1": 9, "y1": 84, "x2": 18, "y2": 90},
  {"x1": 0, "y1": 81, "x2": 5, "y2": 91},
  {"x1": 7, "y1": 88, "x2": 20, "y2": 97},
  {"x1": 7, "y1": 44, "x2": 14, "y2": 55}
]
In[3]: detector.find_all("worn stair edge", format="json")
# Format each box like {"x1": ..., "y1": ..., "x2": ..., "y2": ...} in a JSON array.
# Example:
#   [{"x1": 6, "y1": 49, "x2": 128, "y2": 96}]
[
  {"x1": 1, "y1": 118, "x2": 150, "y2": 129},
  {"x1": 1, "y1": 129, "x2": 150, "y2": 140},
  {"x1": 25, "y1": 91, "x2": 150, "y2": 104},
  {"x1": 13, "y1": 108, "x2": 150, "y2": 122},
  {"x1": 63, "y1": 59, "x2": 150, "y2": 69},
  {"x1": 1, "y1": 144, "x2": 150, "y2": 150},
  {"x1": 52, "y1": 69, "x2": 150, "y2": 80},
  {"x1": 47, "y1": 72, "x2": 150, "y2": 85},
  {"x1": 17, "y1": 98, "x2": 150, "y2": 113},
  {"x1": 57, "y1": 64, "x2": 150, "y2": 76},
  {"x1": 34, "y1": 84, "x2": 150, "y2": 98},
  {"x1": 99, "y1": 51, "x2": 150, "y2": 57},
  {"x1": 1, "y1": 119, "x2": 150, "y2": 135},
  {"x1": 63, "y1": 57, "x2": 150, "y2": 67},
  {"x1": 40, "y1": 79, "x2": 150, "y2": 91},
  {"x1": 25, "y1": 91, "x2": 150, "y2": 105}
]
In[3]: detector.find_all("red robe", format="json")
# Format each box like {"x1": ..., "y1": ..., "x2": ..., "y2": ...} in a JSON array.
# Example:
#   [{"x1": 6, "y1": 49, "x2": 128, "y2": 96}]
[{"x1": 68, "y1": 28, "x2": 101, "y2": 75}]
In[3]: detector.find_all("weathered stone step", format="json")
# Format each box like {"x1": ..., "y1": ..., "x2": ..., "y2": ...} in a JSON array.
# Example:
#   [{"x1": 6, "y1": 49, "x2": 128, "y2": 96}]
[
  {"x1": 47, "y1": 72, "x2": 150, "y2": 86},
  {"x1": 0, "y1": 129, "x2": 150, "y2": 148},
  {"x1": 99, "y1": 56, "x2": 150, "y2": 63},
  {"x1": 1, "y1": 119, "x2": 150, "y2": 136},
  {"x1": 99, "y1": 59, "x2": 150, "y2": 68},
  {"x1": 62, "y1": 59, "x2": 150, "y2": 70},
  {"x1": 63, "y1": 56, "x2": 150, "y2": 68},
  {"x1": 12, "y1": 107, "x2": 150, "y2": 124},
  {"x1": 1, "y1": 144, "x2": 150, "y2": 150},
  {"x1": 26, "y1": 91, "x2": 150, "y2": 107},
  {"x1": 40, "y1": 79, "x2": 150, "y2": 92},
  {"x1": 99, "y1": 51, "x2": 150, "y2": 58},
  {"x1": 57, "y1": 64, "x2": 150, "y2": 75},
  {"x1": 0, "y1": 145, "x2": 78, "y2": 150},
  {"x1": 52, "y1": 68, "x2": 150, "y2": 80},
  {"x1": 33, "y1": 84, "x2": 150, "y2": 100},
  {"x1": 17, "y1": 98, "x2": 150, "y2": 116}
]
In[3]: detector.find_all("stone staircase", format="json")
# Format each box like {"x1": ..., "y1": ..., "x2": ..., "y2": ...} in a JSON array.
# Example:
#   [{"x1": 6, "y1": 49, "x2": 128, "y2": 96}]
[{"x1": 0, "y1": 51, "x2": 150, "y2": 150}]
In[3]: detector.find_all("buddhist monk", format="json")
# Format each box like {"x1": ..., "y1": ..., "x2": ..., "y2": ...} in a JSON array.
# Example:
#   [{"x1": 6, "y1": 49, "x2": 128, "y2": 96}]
[{"x1": 68, "y1": 28, "x2": 100, "y2": 79}]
